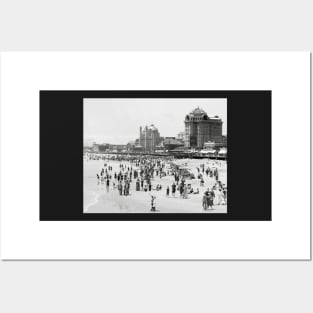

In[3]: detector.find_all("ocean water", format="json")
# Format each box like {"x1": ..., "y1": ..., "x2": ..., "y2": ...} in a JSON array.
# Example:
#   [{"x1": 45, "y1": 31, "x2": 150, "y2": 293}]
[{"x1": 83, "y1": 159, "x2": 107, "y2": 210}]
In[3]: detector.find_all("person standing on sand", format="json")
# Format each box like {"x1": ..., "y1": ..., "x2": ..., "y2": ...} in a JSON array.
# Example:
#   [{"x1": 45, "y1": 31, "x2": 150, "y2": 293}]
[
  {"x1": 106, "y1": 177, "x2": 110, "y2": 192},
  {"x1": 172, "y1": 182, "x2": 176, "y2": 197},
  {"x1": 202, "y1": 191, "x2": 208, "y2": 210},
  {"x1": 223, "y1": 186, "x2": 227, "y2": 204},
  {"x1": 126, "y1": 182, "x2": 130, "y2": 196},
  {"x1": 150, "y1": 195, "x2": 156, "y2": 212},
  {"x1": 208, "y1": 188, "x2": 215, "y2": 210},
  {"x1": 217, "y1": 188, "x2": 224, "y2": 205},
  {"x1": 180, "y1": 184, "x2": 183, "y2": 198},
  {"x1": 213, "y1": 187, "x2": 219, "y2": 205},
  {"x1": 166, "y1": 186, "x2": 170, "y2": 197},
  {"x1": 118, "y1": 181, "x2": 122, "y2": 196}
]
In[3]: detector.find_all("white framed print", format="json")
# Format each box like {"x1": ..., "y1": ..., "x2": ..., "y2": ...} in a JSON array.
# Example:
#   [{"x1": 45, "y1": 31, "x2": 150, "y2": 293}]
[{"x1": 0, "y1": 52, "x2": 310, "y2": 260}]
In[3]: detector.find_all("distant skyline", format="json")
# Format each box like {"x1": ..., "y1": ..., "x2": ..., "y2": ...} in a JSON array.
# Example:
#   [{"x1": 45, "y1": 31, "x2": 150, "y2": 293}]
[{"x1": 84, "y1": 98, "x2": 227, "y2": 146}]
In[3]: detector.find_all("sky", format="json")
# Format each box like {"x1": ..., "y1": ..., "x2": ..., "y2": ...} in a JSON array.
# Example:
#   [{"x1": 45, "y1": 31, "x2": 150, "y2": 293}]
[{"x1": 84, "y1": 98, "x2": 227, "y2": 146}]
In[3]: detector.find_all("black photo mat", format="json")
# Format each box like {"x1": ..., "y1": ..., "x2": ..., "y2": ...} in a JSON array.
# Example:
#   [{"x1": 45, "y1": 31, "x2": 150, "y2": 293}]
[{"x1": 40, "y1": 91, "x2": 271, "y2": 221}]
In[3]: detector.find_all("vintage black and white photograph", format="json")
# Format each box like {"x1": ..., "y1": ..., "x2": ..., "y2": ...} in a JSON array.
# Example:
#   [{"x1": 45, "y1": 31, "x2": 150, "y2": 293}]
[{"x1": 83, "y1": 98, "x2": 227, "y2": 214}]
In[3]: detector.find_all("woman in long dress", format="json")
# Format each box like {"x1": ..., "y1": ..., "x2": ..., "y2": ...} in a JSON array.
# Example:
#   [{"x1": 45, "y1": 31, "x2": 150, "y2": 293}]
[
  {"x1": 218, "y1": 188, "x2": 225, "y2": 205},
  {"x1": 213, "y1": 187, "x2": 219, "y2": 205},
  {"x1": 208, "y1": 189, "x2": 214, "y2": 210},
  {"x1": 202, "y1": 191, "x2": 208, "y2": 210},
  {"x1": 172, "y1": 183, "x2": 176, "y2": 197}
]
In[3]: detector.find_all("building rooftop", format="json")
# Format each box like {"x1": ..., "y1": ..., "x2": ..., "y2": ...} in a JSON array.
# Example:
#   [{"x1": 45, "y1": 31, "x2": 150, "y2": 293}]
[
  {"x1": 187, "y1": 107, "x2": 221, "y2": 120},
  {"x1": 190, "y1": 106, "x2": 207, "y2": 116},
  {"x1": 149, "y1": 124, "x2": 157, "y2": 130}
]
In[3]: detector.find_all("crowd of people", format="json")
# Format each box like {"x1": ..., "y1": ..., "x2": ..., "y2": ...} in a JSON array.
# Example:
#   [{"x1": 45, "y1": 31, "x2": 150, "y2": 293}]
[{"x1": 89, "y1": 154, "x2": 227, "y2": 212}]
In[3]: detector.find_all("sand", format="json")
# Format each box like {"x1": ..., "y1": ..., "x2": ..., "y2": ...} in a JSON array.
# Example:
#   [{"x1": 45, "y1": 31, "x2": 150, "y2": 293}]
[{"x1": 84, "y1": 157, "x2": 227, "y2": 214}]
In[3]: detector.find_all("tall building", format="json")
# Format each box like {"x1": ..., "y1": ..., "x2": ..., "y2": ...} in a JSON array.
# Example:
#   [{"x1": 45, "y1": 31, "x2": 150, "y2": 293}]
[
  {"x1": 139, "y1": 124, "x2": 161, "y2": 153},
  {"x1": 184, "y1": 107, "x2": 223, "y2": 149}
]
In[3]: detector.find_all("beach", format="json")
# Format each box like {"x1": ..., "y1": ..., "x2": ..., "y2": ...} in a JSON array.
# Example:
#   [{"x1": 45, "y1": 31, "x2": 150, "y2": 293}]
[{"x1": 84, "y1": 154, "x2": 227, "y2": 214}]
